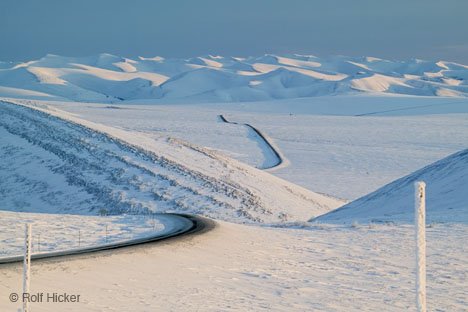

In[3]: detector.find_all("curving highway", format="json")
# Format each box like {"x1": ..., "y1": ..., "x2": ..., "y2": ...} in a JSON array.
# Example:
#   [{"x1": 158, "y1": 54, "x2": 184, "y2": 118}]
[
  {"x1": 218, "y1": 114, "x2": 284, "y2": 170},
  {"x1": 0, "y1": 100, "x2": 269, "y2": 223},
  {"x1": 0, "y1": 214, "x2": 215, "y2": 264},
  {"x1": 0, "y1": 100, "x2": 222, "y2": 264}
]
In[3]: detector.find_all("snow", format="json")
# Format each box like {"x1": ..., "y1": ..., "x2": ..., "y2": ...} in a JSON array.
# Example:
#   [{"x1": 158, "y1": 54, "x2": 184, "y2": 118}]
[
  {"x1": 351, "y1": 74, "x2": 413, "y2": 93},
  {"x1": 0, "y1": 54, "x2": 467, "y2": 103},
  {"x1": 1, "y1": 221, "x2": 466, "y2": 311},
  {"x1": 15, "y1": 95, "x2": 467, "y2": 201},
  {"x1": 218, "y1": 104, "x2": 468, "y2": 200},
  {"x1": 314, "y1": 149, "x2": 468, "y2": 224},
  {"x1": 0, "y1": 211, "x2": 166, "y2": 258},
  {"x1": 0, "y1": 99, "x2": 343, "y2": 224}
]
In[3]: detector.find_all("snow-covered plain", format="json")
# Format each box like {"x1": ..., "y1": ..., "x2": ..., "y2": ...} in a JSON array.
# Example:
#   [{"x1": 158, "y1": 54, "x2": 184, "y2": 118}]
[
  {"x1": 11, "y1": 95, "x2": 467, "y2": 200},
  {"x1": 0, "y1": 54, "x2": 467, "y2": 311}
]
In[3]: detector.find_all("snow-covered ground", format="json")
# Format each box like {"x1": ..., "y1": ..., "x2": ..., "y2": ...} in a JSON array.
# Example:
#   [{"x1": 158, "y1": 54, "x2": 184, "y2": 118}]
[
  {"x1": 1, "y1": 221, "x2": 466, "y2": 311},
  {"x1": 0, "y1": 211, "x2": 166, "y2": 258},
  {"x1": 0, "y1": 100, "x2": 341, "y2": 224},
  {"x1": 9, "y1": 95, "x2": 467, "y2": 200},
  {"x1": 220, "y1": 100, "x2": 468, "y2": 199}
]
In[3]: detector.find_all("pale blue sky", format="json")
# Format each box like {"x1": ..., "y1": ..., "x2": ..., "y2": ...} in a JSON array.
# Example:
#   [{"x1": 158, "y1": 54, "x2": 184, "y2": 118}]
[{"x1": 1, "y1": 0, "x2": 467, "y2": 63}]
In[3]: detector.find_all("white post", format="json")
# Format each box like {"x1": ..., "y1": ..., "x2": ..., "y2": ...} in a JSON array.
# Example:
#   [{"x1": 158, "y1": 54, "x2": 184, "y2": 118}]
[
  {"x1": 415, "y1": 181, "x2": 426, "y2": 312},
  {"x1": 23, "y1": 224, "x2": 32, "y2": 312}
]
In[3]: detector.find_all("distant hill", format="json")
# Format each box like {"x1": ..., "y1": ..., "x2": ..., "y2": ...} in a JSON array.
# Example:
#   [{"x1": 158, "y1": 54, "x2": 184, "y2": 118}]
[{"x1": 0, "y1": 54, "x2": 467, "y2": 103}]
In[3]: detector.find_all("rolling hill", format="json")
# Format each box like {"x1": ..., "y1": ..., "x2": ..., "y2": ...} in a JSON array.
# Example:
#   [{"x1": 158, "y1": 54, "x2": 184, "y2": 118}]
[{"x1": 0, "y1": 54, "x2": 467, "y2": 103}]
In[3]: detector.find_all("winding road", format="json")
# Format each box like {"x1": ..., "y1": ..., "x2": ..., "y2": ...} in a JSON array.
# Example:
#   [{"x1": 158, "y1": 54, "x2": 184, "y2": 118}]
[
  {"x1": 0, "y1": 214, "x2": 215, "y2": 264},
  {"x1": 218, "y1": 114, "x2": 284, "y2": 170},
  {"x1": 0, "y1": 100, "x2": 270, "y2": 223},
  {"x1": 0, "y1": 99, "x2": 229, "y2": 264}
]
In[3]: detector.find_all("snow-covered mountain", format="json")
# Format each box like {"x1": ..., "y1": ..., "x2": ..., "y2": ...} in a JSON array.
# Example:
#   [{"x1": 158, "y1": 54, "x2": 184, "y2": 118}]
[
  {"x1": 313, "y1": 149, "x2": 468, "y2": 224},
  {"x1": 0, "y1": 53, "x2": 467, "y2": 103}
]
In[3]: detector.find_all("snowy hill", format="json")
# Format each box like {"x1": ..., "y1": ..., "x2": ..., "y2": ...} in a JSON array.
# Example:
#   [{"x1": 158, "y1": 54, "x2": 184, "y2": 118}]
[
  {"x1": 313, "y1": 149, "x2": 468, "y2": 224},
  {"x1": 0, "y1": 54, "x2": 467, "y2": 102},
  {"x1": 0, "y1": 100, "x2": 344, "y2": 223}
]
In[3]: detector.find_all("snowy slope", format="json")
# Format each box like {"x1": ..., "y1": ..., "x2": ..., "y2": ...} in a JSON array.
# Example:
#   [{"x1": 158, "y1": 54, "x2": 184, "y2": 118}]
[
  {"x1": 0, "y1": 100, "x2": 343, "y2": 223},
  {"x1": 313, "y1": 149, "x2": 468, "y2": 224},
  {"x1": 0, "y1": 54, "x2": 467, "y2": 102}
]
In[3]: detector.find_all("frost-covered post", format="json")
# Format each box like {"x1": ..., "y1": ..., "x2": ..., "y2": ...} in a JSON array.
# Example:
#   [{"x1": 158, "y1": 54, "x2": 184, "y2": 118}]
[
  {"x1": 415, "y1": 181, "x2": 426, "y2": 312},
  {"x1": 23, "y1": 224, "x2": 32, "y2": 312},
  {"x1": 105, "y1": 225, "x2": 108, "y2": 244}
]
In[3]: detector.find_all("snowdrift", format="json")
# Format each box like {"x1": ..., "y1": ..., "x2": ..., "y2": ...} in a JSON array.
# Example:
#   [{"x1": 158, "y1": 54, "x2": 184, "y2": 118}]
[{"x1": 313, "y1": 149, "x2": 468, "y2": 224}]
